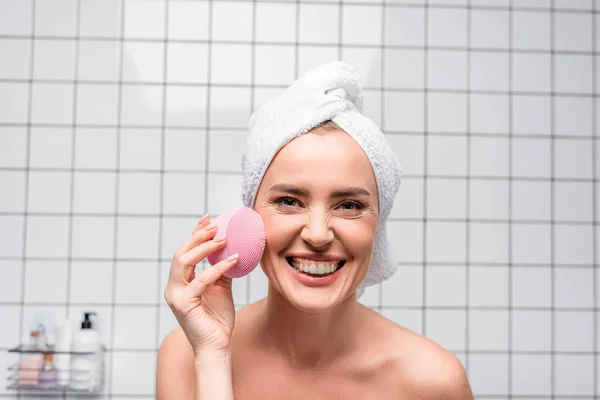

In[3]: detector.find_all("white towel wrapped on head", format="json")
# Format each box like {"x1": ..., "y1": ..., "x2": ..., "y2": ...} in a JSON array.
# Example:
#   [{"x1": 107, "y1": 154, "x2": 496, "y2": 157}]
[{"x1": 241, "y1": 61, "x2": 403, "y2": 293}]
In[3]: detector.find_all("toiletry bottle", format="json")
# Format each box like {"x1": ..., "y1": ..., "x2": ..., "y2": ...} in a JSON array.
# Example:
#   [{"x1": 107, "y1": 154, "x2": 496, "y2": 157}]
[
  {"x1": 54, "y1": 319, "x2": 71, "y2": 386},
  {"x1": 70, "y1": 312, "x2": 102, "y2": 391},
  {"x1": 37, "y1": 352, "x2": 58, "y2": 387},
  {"x1": 18, "y1": 328, "x2": 47, "y2": 386}
]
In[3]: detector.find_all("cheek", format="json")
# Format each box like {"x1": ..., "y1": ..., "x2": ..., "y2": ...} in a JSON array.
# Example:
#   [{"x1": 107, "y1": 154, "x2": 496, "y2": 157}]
[
  {"x1": 333, "y1": 219, "x2": 377, "y2": 256},
  {"x1": 261, "y1": 213, "x2": 304, "y2": 253}
]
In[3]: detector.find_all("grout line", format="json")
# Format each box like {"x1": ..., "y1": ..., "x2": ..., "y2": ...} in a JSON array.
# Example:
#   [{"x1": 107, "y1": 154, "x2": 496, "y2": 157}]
[
  {"x1": 421, "y1": 0, "x2": 429, "y2": 338},
  {"x1": 465, "y1": 0, "x2": 471, "y2": 377},
  {"x1": 550, "y1": 1, "x2": 556, "y2": 398},
  {"x1": 508, "y1": 0, "x2": 514, "y2": 397},
  {"x1": 591, "y1": 1, "x2": 598, "y2": 398}
]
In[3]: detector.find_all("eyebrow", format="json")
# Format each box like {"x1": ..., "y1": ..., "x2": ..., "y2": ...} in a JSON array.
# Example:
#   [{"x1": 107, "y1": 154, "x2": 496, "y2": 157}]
[{"x1": 269, "y1": 183, "x2": 372, "y2": 198}]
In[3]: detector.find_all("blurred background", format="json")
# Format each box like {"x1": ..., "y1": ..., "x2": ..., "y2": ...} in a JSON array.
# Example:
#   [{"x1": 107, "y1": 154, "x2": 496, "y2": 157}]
[{"x1": 0, "y1": 0, "x2": 597, "y2": 398}]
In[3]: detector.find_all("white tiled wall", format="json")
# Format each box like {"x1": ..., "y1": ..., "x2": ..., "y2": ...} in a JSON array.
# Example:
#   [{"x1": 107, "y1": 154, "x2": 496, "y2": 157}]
[{"x1": 0, "y1": 0, "x2": 597, "y2": 398}]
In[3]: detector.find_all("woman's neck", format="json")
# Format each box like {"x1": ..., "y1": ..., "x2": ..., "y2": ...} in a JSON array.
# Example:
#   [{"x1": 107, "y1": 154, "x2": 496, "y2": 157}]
[{"x1": 260, "y1": 285, "x2": 363, "y2": 370}]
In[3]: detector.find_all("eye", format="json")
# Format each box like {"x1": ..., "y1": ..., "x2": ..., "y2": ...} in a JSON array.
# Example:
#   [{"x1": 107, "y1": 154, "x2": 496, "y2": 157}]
[
  {"x1": 339, "y1": 201, "x2": 364, "y2": 211},
  {"x1": 275, "y1": 197, "x2": 299, "y2": 208}
]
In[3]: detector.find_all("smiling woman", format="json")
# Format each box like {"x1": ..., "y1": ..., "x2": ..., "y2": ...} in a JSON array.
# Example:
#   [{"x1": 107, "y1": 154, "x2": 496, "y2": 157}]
[{"x1": 157, "y1": 62, "x2": 474, "y2": 400}]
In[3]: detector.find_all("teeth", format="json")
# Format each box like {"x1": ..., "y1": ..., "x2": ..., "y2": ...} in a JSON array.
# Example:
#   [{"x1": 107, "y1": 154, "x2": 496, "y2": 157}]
[{"x1": 290, "y1": 258, "x2": 341, "y2": 276}]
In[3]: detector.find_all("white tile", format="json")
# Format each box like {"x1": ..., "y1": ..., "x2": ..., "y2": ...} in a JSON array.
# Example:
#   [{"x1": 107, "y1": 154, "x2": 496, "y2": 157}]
[
  {"x1": 468, "y1": 310, "x2": 509, "y2": 351},
  {"x1": 555, "y1": 355, "x2": 594, "y2": 396},
  {"x1": 427, "y1": 50, "x2": 467, "y2": 90},
  {"x1": 210, "y1": 44, "x2": 252, "y2": 85},
  {"x1": 427, "y1": 135, "x2": 467, "y2": 176},
  {"x1": 556, "y1": 311, "x2": 594, "y2": 352},
  {"x1": 342, "y1": 5, "x2": 381, "y2": 45},
  {"x1": 555, "y1": 96, "x2": 593, "y2": 137},
  {"x1": 299, "y1": 4, "x2": 339, "y2": 44},
  {"x1": 358, "y1": 284, "x2": 380, "y2": 308},
  {"x1": 470, "y1": 222, "x2": 509, "y2": 263},
  {"x1": 468, "y1": 354, "x2": 509, "y2": 396},
  {"x1": 426, "y1": 178, "x2": 466, "y2": 219},
  {"x1": 255, "y1": 2, "x2": 296, "y2": 43},
  {"x1": 427, "y1": 93, "x2": 467, "y2": 133},
  {"x1": 115, "y1": 261, "x2": 158, "y2": 305},
  {"x1": 512, "y1": 310, "x2": 551, "y2": 351},
  {"x1": 118, "y1": 173, "x2": 160, "y2": 215},
  {"x1": 470, "y1": 52, "x2": 509, "y2": 91},
  {"x1": 390, "y1": 177, "x2": 423, "y2": 219},
  {"x1": 75, "y1": 128, "x2": 118, "y2": 169},
  {"x1": 27, "y1": 171, "x2": 71, "y2": 213},
  {"x1": 512, "y1": 10, "x2": 551, "y2": 50},
  {"x1": 0, "y1": 171, "x2": 25, "y2": 212},
  {"x1": 248, "y1": 268, "x2": 269, "y2": 303},
  {"x1": 512, "y1": 224, "x2": 551, "y2": 264},
  {"x1": 0, "y1": 0, "x2": 32, "y2": 35},
  {"x1": 0, "y1": 260, "x2": 23, "y2": 302},
  {"x1": 384, "y1": 5, "x2": 425, "y2": 46},
  {"x1": 469, "y1": 179, "x2": 509, "y2": 220},
  {"x1": 160, "y1": 216, "x2": 199, "y2": 260},
  {"x1": 555, "y1": 225, "x2": 594, "y2": 266},
  {"x1": 24, "y1": 260, "x2": 68, "y2": 303},
  {"x1": 162, "y1": 173, "x2": 205, "y2": 215},
  {"x1": 555, "y1": 0, "x2": 592, "y2": 8},
  {"x1": 254, "y1": 45, "x2": 296, "y2": 85},
  {"x1": 33, "y1": 39, "x2": 76, "y2": 80},
  {"x1": 0, "y1": 39, "x2": 31, "y2": 79},
  {"x1": 555, "y1": 268, "x2": 594, "y2": 308},
  {"x1": 511, "y1": 355, "x2": 551, "y2": 395},
  {"x1": 119, "y1": 129, "x2": 162, "y2": 171},
  {"x1": 428, "y1": 8, "x2": 467, "y2": 47},
  {"x1": 297, "y1": 46, "x2": 339, "y2": 78},
  {"x1": 34, "y1": 0, "x2": 76, "y2": 37},
  {"x1": 211, "y1": 1, "x2": 252, "y2": 42},
  {"x1": 555, "y1": 12, "x2": 592, "y2": 52},
  {"x1": 425, "y1": 310, "x2": 466, "y2": 351},
  {"x1": 470, "y1": 9, "x2": 509, "y2": 49},
  {"x1": 555, "y1": 138, "x2": 593, "y2": 179},
  {"x1": 79, "y1": 0, "x2": 121, "y2": 38},
  {"x1": 425, "y1": 266, "x2": 465, "y2": 306},
  {"x1": 381, "y1": 265, "x2": 423, "y2": 306},
  {"x1": 384, "y1": 49, "x2": 424, "y2": 89},
  {"x1": 165, "y1": 129, "x2": 207, "y2": 171},
  {"x1": 111, "y1": 351, "x2": 156, "y2": 395},
  {"x1": 209, "y1": 87, "x2": 252, "y2": 128},
  {"x1": 123, "y1": 0, "x2": 165, "y2": 39},
  {"x1": 364, "y1": 88, "x2": 383, "y2": 124},
  {"x1": 512, "y1": 137, "x2": 551, "y2": 178},
  {"x1": 512, "y1": 267, "x2": 551, "y2": 307},
  {"x1": 117, "y1": 217, "x2": 160, "y2": 259},
  {"x1": 512, "y1": 95, "x2": 551, "y2": 135},
  {"x1": 209, "y1": 130, "x2": 246, "y2": 173},
  {"x1": 120, "y1": 85, "x2": 163, "y2": 127},
  {"x1": 0, "y1": 216, "x2": 24, "y2": 257},
  {"x1": 0, "y1": 127, "x2": 27, "y2": 168},
  {"x1": 0, "y1": 83, "x2": 28, "y2": 124},
  {"x1": 157, "y1": 305, "x2": 179, "y2": 346},
  {"x1": 76, "y1": 84, "x2": 119, "y2": 125},
  {"x1": 206, "y1": 173, "x2": 243, "y2": 215},
  {"x1": 470, "y1": 0, "x2": 509, "y2": 5},
  {"x1": 168, "y1": 1, "x2": 209, "y2": 40},
  {"x1": 384, "y1": 92, "x2": 424, "y2": 132},
  {"x1": 0, "y1": 306, "x2": 21, "y2": 348},
  {"x1": 122, "y1": 42, "x2": 165, "y2": 83},
  {"x1": 382, "y1": 309, "x2": 423, "y2": 335},
  {"x1": 386, "y1": 134, "x2": 424, "y2": 175},
  {"x1": 30, "y1": 127, "x2": 72, "y2": 168},
  {"x1": 113, "y1": 307, "x2": 157, "y2": 350},
  {"x1": 386, "y1": 220, "x2": 423, "y2": 263},
  {"x1": 71, "y1": 216, "x2": 115, "y2": 259},
  {"x1": 165, "y1": 86, "x2": 208, "y2": 128},
  {"x1": 73, "y1": 172, "x2": 116, "y2": 214},
  {"x1": 31, "y1": 83, "x2": 74, "y2": 124},
  {"x1": 555, "y1": 54, "x2": 593, "y2": 94},
  {"x1": 470, "y1": 137, "x2": 509, "y2": 177},
  {"x1": 69, "y1": 261, "x2": 114, "y2": 304},
  {"x1": 512, "y1": 53, "x2": 551, "y2": 93},
  {"x1": 512, "y1": 181, "x2": 551, "y2": 221},
  {"x1": 555, "y1": 182, "x2": 593, "y2": 222},
  {"x1": 166, "y1": 43, "x2": 208, "y2": 84},
  {"x1": 426, "y1": 222, "x2": 466, "y2": 263},
  {"x1": 469, "y1": 266, "x2": 508, "y2": 307}
]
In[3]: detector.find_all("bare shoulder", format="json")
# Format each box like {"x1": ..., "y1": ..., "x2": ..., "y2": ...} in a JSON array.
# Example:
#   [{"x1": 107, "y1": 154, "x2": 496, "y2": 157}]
[
  {"x1": 366, "y1": 308, "x2": 474, "y2": 399},
  {"x1": 156, "y1": 327, "x2": 195, "y2": 400}
]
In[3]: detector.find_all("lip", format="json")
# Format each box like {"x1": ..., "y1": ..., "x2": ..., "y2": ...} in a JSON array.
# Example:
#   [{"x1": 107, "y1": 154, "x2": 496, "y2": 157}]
[{"x1": 286, "y1": 253, "x2": 345, "y2": 262}]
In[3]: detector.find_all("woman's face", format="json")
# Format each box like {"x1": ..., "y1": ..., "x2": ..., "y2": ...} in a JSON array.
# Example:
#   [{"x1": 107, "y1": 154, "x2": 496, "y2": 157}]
[{"x1": 254, "y1": 127, "x2": 379, "y2": 311}]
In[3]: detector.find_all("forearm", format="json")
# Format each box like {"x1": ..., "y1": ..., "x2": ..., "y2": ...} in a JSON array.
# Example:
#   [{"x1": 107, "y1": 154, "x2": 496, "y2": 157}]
[{"x1": 194, "y1": 349, "x2": 234, "y2": 400}]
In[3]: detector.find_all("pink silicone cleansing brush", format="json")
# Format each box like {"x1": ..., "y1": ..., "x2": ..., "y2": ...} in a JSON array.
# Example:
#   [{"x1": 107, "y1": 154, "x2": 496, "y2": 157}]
[{"x1": 207, "y1": 207, "x2": 266, "y2": 278}]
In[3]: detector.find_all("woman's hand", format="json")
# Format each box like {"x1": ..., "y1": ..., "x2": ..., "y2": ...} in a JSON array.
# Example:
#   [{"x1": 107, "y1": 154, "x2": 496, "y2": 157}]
[{"x1": 164, "y1": 215, "x2": 240, "y2": 354}]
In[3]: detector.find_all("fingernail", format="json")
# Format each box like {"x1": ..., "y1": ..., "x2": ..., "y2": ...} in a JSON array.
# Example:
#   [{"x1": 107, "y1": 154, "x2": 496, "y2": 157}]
[
  {"x1": 227, "y1": 253, "x2": 239, "y2": 261},
  {"x1": 197, "y1": 214, "x2": 209, "y2": 225},
  {"x1": 214, "y1": 236, "x2": 226, "y2": 242}
]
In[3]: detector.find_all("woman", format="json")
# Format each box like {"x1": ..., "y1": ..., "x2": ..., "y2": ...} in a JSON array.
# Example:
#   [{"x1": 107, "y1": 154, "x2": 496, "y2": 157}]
[{"x1": 157, "y1": 62, "x2": 473, "y2": 399}]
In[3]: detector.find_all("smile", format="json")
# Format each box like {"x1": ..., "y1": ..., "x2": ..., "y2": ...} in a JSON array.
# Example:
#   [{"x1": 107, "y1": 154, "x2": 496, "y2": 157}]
[{"x1": 286, "y1": 257, "x2": 346, "y2": 277}]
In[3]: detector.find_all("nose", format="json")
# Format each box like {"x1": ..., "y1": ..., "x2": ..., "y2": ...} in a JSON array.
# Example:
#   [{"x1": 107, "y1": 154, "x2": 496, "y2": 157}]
[{"x1": 300, "y1": 211, "x2": 334, "y2": 249}]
